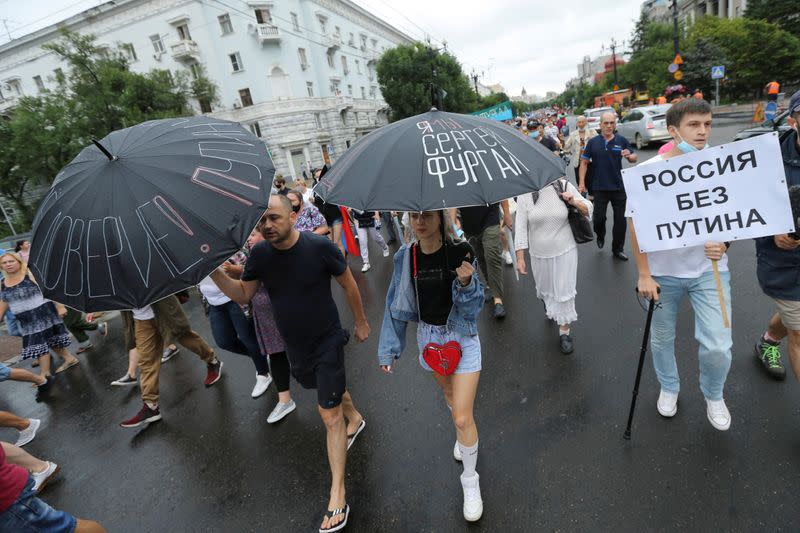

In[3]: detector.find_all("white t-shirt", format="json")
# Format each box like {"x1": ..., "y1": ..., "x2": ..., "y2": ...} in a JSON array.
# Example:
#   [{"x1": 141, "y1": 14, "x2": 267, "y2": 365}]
[
  {"x1": 630, "y1": 154, "x2": 729, "y2": 278},
  {"x1": 198, "y1": 277, "x2": 231, "y2": 306},
  {"x1": 131, "y1": 305, "x2": 155, "y2": 321}
]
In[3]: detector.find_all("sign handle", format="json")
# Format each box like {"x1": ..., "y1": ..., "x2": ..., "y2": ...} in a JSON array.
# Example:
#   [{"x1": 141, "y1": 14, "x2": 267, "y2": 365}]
[{"x1": 712, "y1": 260, "x2": 730, "y2": 329}]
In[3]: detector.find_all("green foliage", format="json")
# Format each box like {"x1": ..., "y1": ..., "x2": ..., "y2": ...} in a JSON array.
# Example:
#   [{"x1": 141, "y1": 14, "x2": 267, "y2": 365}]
[
  {"x1": 510, "y1": 100, "x2": 533, "y2": 117},
  {"x1": 376, "y1": 42, "x2": 478, "y2": 121},
  {"x1": 745, "y1": 0, "x2": 800, "y2": 39},
  {"x1": 0, "y1": 29, "x2": 217, "y2": 226},
  {"x1": 553, "y1": 83, "x2": 603, "y2": 112},
  {"x1": 680, "y1": 37, "x2": 728, "y2": 99}
]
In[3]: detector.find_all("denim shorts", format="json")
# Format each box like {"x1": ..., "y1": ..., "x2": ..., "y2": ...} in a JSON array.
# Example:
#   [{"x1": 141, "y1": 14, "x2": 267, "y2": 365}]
[
  {"x1": 0, "y1": 478, "x2": 77, "y2": 532},
  {"x1": 416, "y1": 322, "x2": 481, "y2": 374},
  {"x1": 0, "y1": 362, "x2": 10, "y2": 382}
]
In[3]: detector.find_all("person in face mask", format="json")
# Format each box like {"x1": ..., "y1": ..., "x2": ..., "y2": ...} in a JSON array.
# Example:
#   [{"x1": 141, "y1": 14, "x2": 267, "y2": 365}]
[
  {"x1": 564, "y1": 115, "x2": 598, "y2": 185},
  {"x1": 629, "y1": 98, "x2": 734, "y2": 432},
  {"x1": 287, "y1": 190, "x2": 329, "y2": 236},
  {"x1": 527, "y1": 119, "x2": 559, "y2": 154}
]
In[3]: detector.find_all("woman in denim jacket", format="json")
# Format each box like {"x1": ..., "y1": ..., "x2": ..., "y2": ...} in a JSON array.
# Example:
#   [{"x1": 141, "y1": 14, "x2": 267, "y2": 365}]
[{"x1": 377, "y1": 210, "x2": 485, "y2": 522}]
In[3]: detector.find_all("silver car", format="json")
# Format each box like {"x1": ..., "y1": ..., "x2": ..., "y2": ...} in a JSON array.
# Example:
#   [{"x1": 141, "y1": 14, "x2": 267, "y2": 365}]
[{"x1": 616, "y1": 104, "x2": 672, "y2": 149}]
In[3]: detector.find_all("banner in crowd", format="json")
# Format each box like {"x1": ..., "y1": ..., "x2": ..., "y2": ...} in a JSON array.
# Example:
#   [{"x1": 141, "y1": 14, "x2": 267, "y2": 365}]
[
  {"x1": 470, "y1": 101, "x2": 513, "y2": 122},
  {"x1": 622, "y1": 132, "x2": 794, "y2": 253}
]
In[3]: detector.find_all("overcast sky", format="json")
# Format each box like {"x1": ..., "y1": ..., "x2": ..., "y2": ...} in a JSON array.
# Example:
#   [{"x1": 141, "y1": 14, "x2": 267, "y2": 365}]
[{"x1": 0, "y1": 0, "x2": 644, "y2": 96}]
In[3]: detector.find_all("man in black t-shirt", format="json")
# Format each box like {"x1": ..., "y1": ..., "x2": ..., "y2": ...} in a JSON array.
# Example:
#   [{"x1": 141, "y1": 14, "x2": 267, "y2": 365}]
[{"x1": 211, "y1": 194, "x2": 369, "y2": 532}]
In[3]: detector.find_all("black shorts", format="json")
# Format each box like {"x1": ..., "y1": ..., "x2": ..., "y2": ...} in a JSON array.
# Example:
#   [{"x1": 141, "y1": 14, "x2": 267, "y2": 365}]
[
  {"x1": 288, "y1": 328, "x2": 349, "y2": 409},
  {"x1": 768, "y1": 93, "x2": 778, "y2": 102}
]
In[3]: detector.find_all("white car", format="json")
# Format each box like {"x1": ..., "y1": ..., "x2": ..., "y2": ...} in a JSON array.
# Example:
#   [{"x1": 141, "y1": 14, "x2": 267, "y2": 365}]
[
  {"x1": 615, "y1": 104, "x2": 672, "y2": 149},
  {"x1": 583, "y1": 106, "x2": 615, "y2": 133}
]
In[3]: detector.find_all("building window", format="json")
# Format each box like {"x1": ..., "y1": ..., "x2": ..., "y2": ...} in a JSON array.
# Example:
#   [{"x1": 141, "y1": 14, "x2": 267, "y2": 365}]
[
  {"x1": 189, "y1": 63, "x2": 202, "y2": 80},
  {"x1": 239, "y1": 88, "x2": 253, "y2": 107},
  {"x1": 314, "y1": 113, "x2": 322, "y2": 129},
  {"x1": 33, "y1": 75, "x2": 44, "y2": 92},
  {"x1": 371, "y1": 38, "x2": 377, "y2": 50},
  {"x1": 150, "y1": 34, "x2": 165, "y2": 54},
  {"x1": 347, "y1": 84, "x2": 353, "y2": 96},
  {"x1": 330, "y1": 80, "x2": 341, "y2": 95},
  {"x1": 327, "y1": 51, "x2": 335, "y2": 69},
  {"x1": 53, "y1": 68, "x2": 63, "y2": 81},
  {"x1": 249, "y1": 122, "x2": 262, "y2": 137},
  {"x1": 218, "y1": 14, "x2": 233, "y2": 34},
  {"x1": 341, "y1": 56, "x2": 349, "y2": 75},
  {"x1": 360, "y1": 34, "x2": 368, "y2": 50},
  {"x1": 298, "y1": 48, "x2": 309, "y2": 70},
  {"x1": 340, "y1": 110, "x2": 347, "y2": 126},
  {"x1": 5, "y1": 79, "x2": 21, "y2": 96},
  {"x1": 318, "y1": 16, "x2": 327, "y2": 34},
  {"x1": 177, "y1": 23, "x2": 191, "y2": 41},
  {"x1": 348, "y1": 32, "x2": 355, "y2": 47},
  {"x1": 346, "y1": 139, "x2": 351, "y2": 148},
  {"x1": 291, "y1": 12, "x2": 300, "y2": 31},
  {"x1": 199, "y1": 98, "x2": 212, "y2": 113},
  {"x1": 121, "y1": 43, "x2": 137, "y2": 61},
  {"x1": 369, "y1": 86, "x2": 376, "y2": 99},
  {"x1": 306, "y1": 82, "x2": 314, "y2": 97},
  {"x1": 355, "y1": 60, "x2": 361, "y2": 74},
  {"x1": 229, "y1": 52, "x2": 244, "y2": 72},
  {"x1": 360, "y1": 86, "x2": 365, "y2": 99},
  {"x1": 334, "y1": 26, "x2": 341, "y2": 40},
  {"x1": 255, "y1": 8, "x2": 272, "y2": 24}
]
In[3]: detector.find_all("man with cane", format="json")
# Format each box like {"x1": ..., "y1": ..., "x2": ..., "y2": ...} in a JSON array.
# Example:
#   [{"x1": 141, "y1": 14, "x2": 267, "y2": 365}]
[{"x1": 628, "y1": 99, "x2": 734, "y2": 431}]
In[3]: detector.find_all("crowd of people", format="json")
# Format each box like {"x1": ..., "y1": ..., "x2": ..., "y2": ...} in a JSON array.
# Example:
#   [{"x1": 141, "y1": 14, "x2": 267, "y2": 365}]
[{"x1": 1, "y1": 91, "x2": 800, "y2": 531}]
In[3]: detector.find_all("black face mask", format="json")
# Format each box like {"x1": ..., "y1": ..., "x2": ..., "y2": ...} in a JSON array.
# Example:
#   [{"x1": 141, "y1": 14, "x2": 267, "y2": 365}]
[{"x1": 292, "y1": 204, "x2": 301, "y2": 213}]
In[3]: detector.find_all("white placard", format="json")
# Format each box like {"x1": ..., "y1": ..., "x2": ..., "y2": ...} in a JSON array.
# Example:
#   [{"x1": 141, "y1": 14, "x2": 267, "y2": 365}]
[{"x1": 622, "y1": 132, "x2": 794, "y2": 253}]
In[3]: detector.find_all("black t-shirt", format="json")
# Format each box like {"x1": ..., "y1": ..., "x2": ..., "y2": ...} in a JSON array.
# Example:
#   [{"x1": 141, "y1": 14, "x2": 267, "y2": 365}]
[
  {"x1": 459, "y1": 205, "x2": 500, "y2": 236},
  {"x1": 412, "y1": 241, "x2": 474, "y2": 326},
  {"x1": 354, "y1": 210, "x2": 376, "y2": 228},
  {"x1": 242, "y1": 232, "x2": 347, "y2": 351}
]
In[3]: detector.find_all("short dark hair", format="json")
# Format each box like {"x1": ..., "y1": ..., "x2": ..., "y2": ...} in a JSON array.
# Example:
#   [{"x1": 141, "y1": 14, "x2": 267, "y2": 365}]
[
  {"x1": 286, "y1": 190, "x2": 303, "y2": 203},
  {"x1": 270, "y1": 193, "x2": 293, "y2": 213},
  {"x1": 666, "y1": 99, "x2": 712, "y2": 128}
]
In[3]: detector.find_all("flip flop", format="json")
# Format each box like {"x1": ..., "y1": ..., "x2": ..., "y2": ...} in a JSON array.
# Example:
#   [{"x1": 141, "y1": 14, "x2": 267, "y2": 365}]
[
  {"x1": 319, "y1": 504, "x2": 349, "y2": 533},
  {"x1": 346, "y1": 419, "x2": 365, "y2": 451},
  {"x1": 55, "y1": 359, "x2": 80, "y2": 374}
]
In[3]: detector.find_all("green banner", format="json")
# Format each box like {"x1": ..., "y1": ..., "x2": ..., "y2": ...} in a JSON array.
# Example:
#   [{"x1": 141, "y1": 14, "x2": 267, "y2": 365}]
[{"x1": 470, "y1": 101, "x2": 513, "y2": 121}]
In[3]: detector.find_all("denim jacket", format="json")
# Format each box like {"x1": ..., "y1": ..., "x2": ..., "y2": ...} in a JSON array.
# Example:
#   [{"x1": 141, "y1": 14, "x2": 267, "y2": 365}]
[{"x1": 377, "y1": 244, "x2": 484, "y2": 366}]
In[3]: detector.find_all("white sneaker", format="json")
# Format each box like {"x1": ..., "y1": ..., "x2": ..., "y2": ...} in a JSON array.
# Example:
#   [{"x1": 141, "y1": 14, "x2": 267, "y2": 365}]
[
  {"x1": 15, "y1": 418, "x2": 40, "y2": 447},
  {"x1": 502, "y1": 250, "x2": 513, "y2": 266},
  {"x1": 382, "y1": 248, "x2": 390, "y2": 257},
  {"x1": 251, "y1": 374, "x2": 272, "y2": 398},
  {"x1": 361, "y1": 263, "x2": 371, "y2": 273},
  {"x1": 32, "y1": 461, "x2": 59, "y2": 493},
  {"x1": 657, "y1": 389, "x2": 678, "y2": 418},
  {"x1": 460, "y1": 473, "x2": 483, "y2": 522},
  {"x1": 706, "y1": 398, "x2": 731, "y2": 431},
  {"x1": 453, "y1": 440, "x2": 462, "y2": 462},
  {"x1": 267, "y1": 400, "x2": 296, "y2": 423}
]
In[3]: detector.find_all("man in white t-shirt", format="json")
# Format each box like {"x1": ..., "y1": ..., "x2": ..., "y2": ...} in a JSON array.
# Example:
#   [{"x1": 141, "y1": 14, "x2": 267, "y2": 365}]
[{"x1": 629, "y1": 99, "x2": 733, "y2": 431}]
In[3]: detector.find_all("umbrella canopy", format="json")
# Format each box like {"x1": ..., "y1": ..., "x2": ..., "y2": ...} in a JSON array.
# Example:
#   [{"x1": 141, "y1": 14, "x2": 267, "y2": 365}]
[
  {"x1": 314, "y1": 108, "x2": 566, "y2": 211},
  {"x1": 28, "y1": 116, "x2": 274, "y2": 312}
]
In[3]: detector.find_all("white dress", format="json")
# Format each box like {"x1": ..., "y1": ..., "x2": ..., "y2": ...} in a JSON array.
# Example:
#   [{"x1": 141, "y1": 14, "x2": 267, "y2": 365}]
[{"x1": 514, "y1": 180, "x2": 593, "y2": 325}]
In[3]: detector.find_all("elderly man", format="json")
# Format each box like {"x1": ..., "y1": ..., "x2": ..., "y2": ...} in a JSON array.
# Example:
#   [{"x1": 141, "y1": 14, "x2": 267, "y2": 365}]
[
  {"x1": 579, "y1": 111, "x2": 637, "y2": 260},
  {"x1": 563, "y1": 115, "x2": 597, "y2": 185}
]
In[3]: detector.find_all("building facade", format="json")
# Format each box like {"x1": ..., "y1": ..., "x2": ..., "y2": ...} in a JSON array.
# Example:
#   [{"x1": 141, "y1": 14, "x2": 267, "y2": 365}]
[
  {"x1": 641, "y1": 0, "x2": 748, "y2": 25},
  {"x1": 0, "y1": 0, "x2": 414, "y2": 180}
]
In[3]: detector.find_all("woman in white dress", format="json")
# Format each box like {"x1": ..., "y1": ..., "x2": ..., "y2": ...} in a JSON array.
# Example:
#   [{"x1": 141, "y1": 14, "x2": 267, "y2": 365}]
[{"x1": 514, "y1": 179, "x2": 593, "y2": 354}]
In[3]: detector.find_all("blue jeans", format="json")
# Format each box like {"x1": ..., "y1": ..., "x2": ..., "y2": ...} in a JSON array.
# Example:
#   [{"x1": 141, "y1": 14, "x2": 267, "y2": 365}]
[
  {"x1": 0, "y1": 477, "x2": 76, "y2": 532},
  {"x1": 651, "y1": 271, "x2": 732, "y2": 401},
  {"x1": 208, "y1": 301, "x2": 269, "y2": 375}
]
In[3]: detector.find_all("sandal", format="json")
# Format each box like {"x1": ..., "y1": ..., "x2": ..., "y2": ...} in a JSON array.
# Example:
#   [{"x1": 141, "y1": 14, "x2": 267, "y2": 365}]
[
  {"x1": 319, "y1": 504, "x2": 349, "y2": 533},
  {"x1": 55, "y1": 359, "x2": 80, "y2": 374},
  {"x1": 346, "y1": 419, "x2": 365, "y2": 451}
]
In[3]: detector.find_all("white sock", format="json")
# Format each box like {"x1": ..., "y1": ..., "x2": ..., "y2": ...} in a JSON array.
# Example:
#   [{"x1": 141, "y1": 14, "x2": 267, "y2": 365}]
[
  {"x1": 458, "y1": 440, "x2": 479, "y2": 477},
  {"x1": 559, "y1": 326, "x2": 571, "y2": 336},
  {"x1": 145, "y1": 401, "x2": 159, "y2": 410}
]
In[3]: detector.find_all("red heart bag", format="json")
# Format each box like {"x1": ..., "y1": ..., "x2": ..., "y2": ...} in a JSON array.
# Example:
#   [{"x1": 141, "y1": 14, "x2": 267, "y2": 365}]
[{"x1": 422, "y1": 341, "x2": 462, "y2": 376}]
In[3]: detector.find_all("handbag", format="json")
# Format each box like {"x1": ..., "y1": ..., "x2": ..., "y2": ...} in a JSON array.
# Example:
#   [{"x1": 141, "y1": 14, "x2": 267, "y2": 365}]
[
  {"x1": 552, "y1": 179, "x2": 594, "y2": 244},
  {"x1": 412, "y1": 244, "x2": 462, "y2": 376}
]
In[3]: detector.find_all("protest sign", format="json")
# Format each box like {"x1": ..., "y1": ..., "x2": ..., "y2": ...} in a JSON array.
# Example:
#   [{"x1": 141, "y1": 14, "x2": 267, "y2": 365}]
[
  {"x1": 470, "y1": 101, "x2": 513, "y2": 122},
  {"x1": 622, "y1": 132, "x2": 793, "y2": 253}
]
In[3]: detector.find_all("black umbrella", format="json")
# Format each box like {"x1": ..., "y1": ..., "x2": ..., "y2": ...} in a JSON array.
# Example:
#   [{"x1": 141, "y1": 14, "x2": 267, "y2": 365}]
[
  {"x1": 28, "y1": 116, "x2": 274, "y2": 312},
  {"x1": 313, "y1": 108, "x2": 566, "y2": 211}
]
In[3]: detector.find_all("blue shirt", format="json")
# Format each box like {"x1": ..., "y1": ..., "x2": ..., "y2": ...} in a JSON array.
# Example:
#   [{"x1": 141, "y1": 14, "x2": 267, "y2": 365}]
[{"x1": 581, "y1": 134, "x2": 633, "y2": 191}]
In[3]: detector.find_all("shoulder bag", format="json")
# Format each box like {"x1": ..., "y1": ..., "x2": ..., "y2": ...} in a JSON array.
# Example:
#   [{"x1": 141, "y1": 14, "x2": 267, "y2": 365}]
[{"x1": 552, "y1": 179, "x2": 594, "y2": 244}]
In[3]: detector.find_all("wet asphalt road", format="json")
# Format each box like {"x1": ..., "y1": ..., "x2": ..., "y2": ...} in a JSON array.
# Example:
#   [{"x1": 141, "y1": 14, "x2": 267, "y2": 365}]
[{"x1": 3, "y1": 118, "x2": 799, "y2": 532}]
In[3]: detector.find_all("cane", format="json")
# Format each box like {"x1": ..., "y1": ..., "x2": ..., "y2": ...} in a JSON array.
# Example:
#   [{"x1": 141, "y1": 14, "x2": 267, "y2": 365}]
[{"x1": 623, "y1": 287, "x2": 660, "y2": 440}]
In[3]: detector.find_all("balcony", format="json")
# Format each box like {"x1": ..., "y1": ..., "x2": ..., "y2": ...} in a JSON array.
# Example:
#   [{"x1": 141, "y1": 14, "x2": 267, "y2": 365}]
[
  {"x1": 170, "y1": 40, "x2": 200, "y2": 62},
  {"x1": 365, "y1": 49, "x2": 381, "y2": 64},
  {"x1": 322, "y1": 34, "x2": 340, "y2": 51},
  {"x1": 0, "y1": 95, "x2": 18, "y2": 115},
  {"x1": 255, "y1": 24, "x2": 281, "y2": 44}
]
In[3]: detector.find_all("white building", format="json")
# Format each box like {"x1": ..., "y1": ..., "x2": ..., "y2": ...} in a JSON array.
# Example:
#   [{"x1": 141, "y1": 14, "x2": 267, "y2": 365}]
[
  {"x1": 641, "y1": 0, "x2": 748, "y2": 25},
  {"x1": 0, "y1": 0, "x2": 414, "y2": 180}
]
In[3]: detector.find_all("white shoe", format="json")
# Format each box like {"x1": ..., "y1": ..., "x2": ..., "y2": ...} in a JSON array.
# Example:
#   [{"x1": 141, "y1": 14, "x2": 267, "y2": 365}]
[
  {"x1": 251, "y1": 374, "x2": 272, "y2": 398},
  {"x1": 453, "y1": 440, "x2": 462, "y2": 461},
  {"x1": 706, "y1": 398, "x2": 731, "y2": 431},
  {"x1": 32, "y1": 461, "x2": 59, "y2": 493},
  {"x1": 502, "y1": 250, "x2": 513, "y2": 266},
  {"x1": 361, "y1": 263, "x2": 371, "y2": 273},
  {"x1": 382, "y1": 248, "x2": 390, "y2": 257},
  {"x1": 267, "y1": 400, "x2": 296, "y2": 423},
  {"x1": 657, "y1": 389, "x2": 678, "y2": 417},
  {"x1": 460, "y1": 473, "x2": 483, "y2": 522},
  {"x1": 15, "y1": 418, "x2": 40, "y2": 447}
]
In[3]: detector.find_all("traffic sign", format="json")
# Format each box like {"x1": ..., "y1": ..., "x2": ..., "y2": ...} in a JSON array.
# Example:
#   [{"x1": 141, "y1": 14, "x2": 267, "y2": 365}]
[
  {"x1": 673, "y1": 54, "x2": 683, "y2": 65},
  {"x1": 711, "y1": 65, "x2": 725, "y2": 80},
  {"x1": 674, "y1": 70, "x2": 683, "y2": 81},
  {"x1": 668, "y1": 63, "x2": 679, "y2": 73}
]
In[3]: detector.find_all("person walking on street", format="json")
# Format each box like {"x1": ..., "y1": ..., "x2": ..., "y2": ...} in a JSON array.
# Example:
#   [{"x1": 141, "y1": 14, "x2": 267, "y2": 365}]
[
  {"x1": 0, "y1": 410, "x2": 40, "y2": 447},
  {"x1": 0, "y1": 360, "x2": 53, "y2": 398},
  {"x1": 211, "y1": 194, "x2": 370, "y2": 533},
  {"x1": 563, "y1": 116, "x2": 597, "y2": 185},
  {"x1": 753, "y1": 90, "x2": 800, "y2": 381},
  {"x1": 452, "y1": 202, "x2": 512, "y2": 319},
  {"x1": 579, "y1": 111, "x2": 637, "y2": 261},
  {"x1": 380, "y1": 211, "x2": 399, "y2": 245},
  {"x1": 528, "y1": 120, "x2": 560, "y2": 154},
  {"x1": 515, "y1": 179, "x2": 593, "y2": 354},
  {"x1": 288, "y1": 190, "x2": 329, "y2": 236},
  {"x1": 1, "y1": 441, "x2": 60, "y2": 493},
  {"x1": 765, "y1": 80, "x2": 780, "y2": 102},
  {"x1": 378, "y1": 210, "x2": 485, "y2": 522},
  {"x1": 630, "y1": 99, "x2": 733, "y2": 431},
  {"x1": 273, "y1": 176, "x2": 290, "y2": 196},
  {"x1": 352, "y1": 210, "x2": 389, "y2": 272},
  {"x1": 62, "y1": 309, "x2": 108, "y2": 354}
]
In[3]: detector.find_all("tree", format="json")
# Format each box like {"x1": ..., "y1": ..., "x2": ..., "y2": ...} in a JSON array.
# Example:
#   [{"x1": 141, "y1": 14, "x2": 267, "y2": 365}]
[
  {"x1": 0, "y1": 30, "x2": 218, "y2": 228},
  {"x1": 745, "y1": 0, "x2": 800, "y2": 39},
  {"x1": 376, "y1": 42, "x2": 478, "y2": 121},
  {"x1": 681, "y1": 38, "x2": 728, "y2": 101}
]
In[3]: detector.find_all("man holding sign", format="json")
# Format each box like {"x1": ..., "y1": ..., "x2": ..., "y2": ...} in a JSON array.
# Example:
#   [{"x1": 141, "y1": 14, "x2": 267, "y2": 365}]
[{"x1": 627, "y1": 100, "x2": 734, "y2": 431}]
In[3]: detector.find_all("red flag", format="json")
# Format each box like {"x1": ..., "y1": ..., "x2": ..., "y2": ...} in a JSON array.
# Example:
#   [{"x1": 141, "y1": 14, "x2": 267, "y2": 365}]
[{"x1": 339, "y1": 206, "x2": 359, "y2": 256}]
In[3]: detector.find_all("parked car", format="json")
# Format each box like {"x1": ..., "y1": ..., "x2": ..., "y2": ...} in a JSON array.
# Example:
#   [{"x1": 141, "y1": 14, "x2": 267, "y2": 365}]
[
  {"x1": 615, "y1": 104, "x2": 672, "y2": 149},
  {"x1": 584, "y1": 106, "x2": 615, "y2": 133},
  {"x1": 733, "y1": 109, "x2": 792, "y2": 141}
]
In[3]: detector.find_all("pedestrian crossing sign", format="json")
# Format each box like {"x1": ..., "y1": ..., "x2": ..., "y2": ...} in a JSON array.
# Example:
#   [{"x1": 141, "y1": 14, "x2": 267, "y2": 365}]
[{"x1": 711, "y1": 65, "x2": 725, "y2": 80}]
